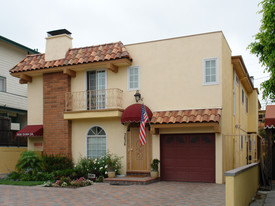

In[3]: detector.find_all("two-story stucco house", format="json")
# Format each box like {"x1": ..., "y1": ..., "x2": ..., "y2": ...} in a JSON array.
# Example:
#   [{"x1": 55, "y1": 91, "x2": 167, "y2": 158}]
[
  {"x1": 0, "y1": 35, "x2": 38, "y2": 145},
  {"x1": 11, "y1": 30, "x2": 259, "y2": 184}
]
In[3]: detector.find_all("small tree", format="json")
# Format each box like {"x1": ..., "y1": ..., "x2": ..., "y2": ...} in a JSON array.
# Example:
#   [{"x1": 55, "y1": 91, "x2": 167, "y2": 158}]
[{"x1": 248, "y1": 0, "x2": 275, "y2": 101}]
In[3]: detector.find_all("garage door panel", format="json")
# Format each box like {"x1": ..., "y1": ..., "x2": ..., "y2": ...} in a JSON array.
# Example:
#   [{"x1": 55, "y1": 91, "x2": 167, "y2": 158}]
[{"x1": 160, "y1": 133, "x2": 215, "y2": 183}]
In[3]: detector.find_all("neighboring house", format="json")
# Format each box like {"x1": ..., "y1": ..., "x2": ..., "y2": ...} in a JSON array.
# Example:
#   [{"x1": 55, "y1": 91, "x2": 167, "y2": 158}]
[
  {"x1": 0, "y1": 35, "x2": 38, "y2": 146},
  {"x1": 10, "y1": 30, "x2": 259, "y2": 184},
  {"x1": 259, "y1": 109, "x2": 266, "y2": 131}
]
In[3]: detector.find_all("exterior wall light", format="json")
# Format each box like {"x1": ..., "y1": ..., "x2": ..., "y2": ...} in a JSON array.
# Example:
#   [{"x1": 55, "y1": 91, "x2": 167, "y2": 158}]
[{"x1": 134, "y1": 90, "x2": 141, "y2": 103}]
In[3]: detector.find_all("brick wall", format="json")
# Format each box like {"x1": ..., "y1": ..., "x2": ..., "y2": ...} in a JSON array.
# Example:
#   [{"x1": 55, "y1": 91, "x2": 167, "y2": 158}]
[{"x1": 43, "y1": 72, "x2": 71, "y2": 157}]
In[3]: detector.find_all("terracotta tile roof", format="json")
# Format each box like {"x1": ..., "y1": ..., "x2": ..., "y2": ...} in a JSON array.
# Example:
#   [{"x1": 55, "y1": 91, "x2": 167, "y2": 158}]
[
  {"x1": 265, "y1": 105, "x2": 275, "y2": 129},
  {"x1": 10, "y1": 41, "x2": 132, "y2": 73},
  {"x1": 151, "y1": 108, "x2": 222, "y2": 124}
]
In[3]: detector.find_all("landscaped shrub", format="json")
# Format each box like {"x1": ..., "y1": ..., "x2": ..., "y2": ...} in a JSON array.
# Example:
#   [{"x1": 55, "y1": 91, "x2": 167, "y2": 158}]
[
  {"x1": 16, "y1": 151, "x2": 41, "y2": 172},
  {"x1": 74, "y1": 153, "x2": 122, "y2": 178},
  {"x1": 6, "y1": 171, "x2": 21, "y2": 181},
  {"x1": 41, "y1": 154, "x2": 73, "y2": 173},
  {"x1": 105, "y1": 152, "x2": 122, "y2": 174},
  {"x1": 53, "y1": 168, "x2": 76, "y2": 180},
  {"x1": 74, "y1": 157, "x2": 94, "y2": 178}
]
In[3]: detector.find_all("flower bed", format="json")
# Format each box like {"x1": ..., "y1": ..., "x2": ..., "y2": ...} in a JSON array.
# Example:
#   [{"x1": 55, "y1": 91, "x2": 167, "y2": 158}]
[{"x1": 43, "y1": 177, "x2": 93, "y2": 188}]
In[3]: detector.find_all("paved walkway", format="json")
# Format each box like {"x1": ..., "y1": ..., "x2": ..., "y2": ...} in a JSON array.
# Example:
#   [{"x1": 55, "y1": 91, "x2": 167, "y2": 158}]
[
  {"x1": 250, "y1": 184, "x2": 275, "y2": 206},
  {"x1": 0, "y1": 182, "x2": 225, "y2": 206}
]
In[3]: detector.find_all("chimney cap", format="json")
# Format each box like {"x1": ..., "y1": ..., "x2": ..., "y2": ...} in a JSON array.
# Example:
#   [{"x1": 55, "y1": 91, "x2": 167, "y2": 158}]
[{"x1": 47, "y1": 29, "x2": 72, "y2": 37}]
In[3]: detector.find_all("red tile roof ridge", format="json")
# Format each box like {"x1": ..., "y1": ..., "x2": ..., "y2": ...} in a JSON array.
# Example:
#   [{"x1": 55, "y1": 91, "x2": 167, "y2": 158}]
[
  {"x1": 68, "y1": 41, "x2": 123, "y2": 51},
  {"x1": 10, "y1": 41, "x2": 131, "y2": 73}
]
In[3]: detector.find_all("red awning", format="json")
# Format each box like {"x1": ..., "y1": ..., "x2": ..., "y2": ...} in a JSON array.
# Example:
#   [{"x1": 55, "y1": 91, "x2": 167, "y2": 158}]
[
  {"x1": 121, "y1": 104, "x2": 152, "y2": 124},
  {"x1": 16, "y1": 125, "x2": 43, "y2": 137},
  {"x1": 265, "y1": 105, "x2": 275, "y2": 129}
]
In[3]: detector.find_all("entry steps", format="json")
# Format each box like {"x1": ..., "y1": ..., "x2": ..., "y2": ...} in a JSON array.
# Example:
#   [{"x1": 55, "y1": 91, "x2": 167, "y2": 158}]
[{"x1": 104, "y1": 171, "x2": 159, "y2": 185}]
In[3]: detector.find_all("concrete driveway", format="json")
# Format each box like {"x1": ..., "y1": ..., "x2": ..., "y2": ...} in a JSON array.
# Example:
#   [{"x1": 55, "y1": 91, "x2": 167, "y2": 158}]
[{"x1": 0, "y1": 181, "x2": 225, "y2": 206}]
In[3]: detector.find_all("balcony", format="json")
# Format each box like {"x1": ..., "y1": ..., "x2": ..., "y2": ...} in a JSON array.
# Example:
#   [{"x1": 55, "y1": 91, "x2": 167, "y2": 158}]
[{"x1": 64, "y1": 88, "x2": 124, "y2": 120}]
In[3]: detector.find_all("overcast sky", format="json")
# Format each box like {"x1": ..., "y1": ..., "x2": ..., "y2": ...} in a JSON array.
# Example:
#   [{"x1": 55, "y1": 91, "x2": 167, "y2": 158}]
[{"x1": 1, "y1": 0, "x2": 270, "y2": 107}]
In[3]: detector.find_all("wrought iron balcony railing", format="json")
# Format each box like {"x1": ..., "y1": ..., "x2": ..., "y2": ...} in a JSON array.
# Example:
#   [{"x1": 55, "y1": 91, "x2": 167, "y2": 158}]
[{"x1": 65, "y1": 88, "x2": 123, "y2": 112}]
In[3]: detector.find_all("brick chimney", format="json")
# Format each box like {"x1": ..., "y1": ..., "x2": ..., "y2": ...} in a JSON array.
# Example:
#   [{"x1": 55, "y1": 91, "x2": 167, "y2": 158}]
[{"x1": 45, "y1": 29, "x2": 72, "y2": 61}]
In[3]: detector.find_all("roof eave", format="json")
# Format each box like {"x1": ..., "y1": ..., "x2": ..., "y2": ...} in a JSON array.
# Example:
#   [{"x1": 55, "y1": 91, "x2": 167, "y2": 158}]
[{"x1": 0, "y1": 35, "x2": 39, "y2": 54}]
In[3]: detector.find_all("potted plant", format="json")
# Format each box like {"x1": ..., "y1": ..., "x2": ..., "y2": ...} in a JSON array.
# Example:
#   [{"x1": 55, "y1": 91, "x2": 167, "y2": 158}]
[
  {"x1": 150, "y1": 159, "x2": 160, "y2": 179},
  {"x1": 105, "y1": 152, "x2": 121, "y2": 178}
]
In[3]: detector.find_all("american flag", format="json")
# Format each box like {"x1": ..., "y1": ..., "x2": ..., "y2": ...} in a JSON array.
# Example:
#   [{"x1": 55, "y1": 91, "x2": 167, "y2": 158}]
[{"x1": 139, "y1": 104, "x2": 149, "y2": 146}]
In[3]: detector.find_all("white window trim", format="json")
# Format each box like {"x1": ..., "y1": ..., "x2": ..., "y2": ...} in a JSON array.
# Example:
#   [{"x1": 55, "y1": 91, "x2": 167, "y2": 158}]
[
  {"x1": 86, "y1": 125, "x2": 107, "y2": 159},
  {"x1": 203, "y1": 57, "x2": 219, "y2": 85},
  {"x1": 127, "y1": 66, "x2": 140, "y2": 91},
  {"x1": 0, "y1": 76, "x2": 6, "y2": 92}
]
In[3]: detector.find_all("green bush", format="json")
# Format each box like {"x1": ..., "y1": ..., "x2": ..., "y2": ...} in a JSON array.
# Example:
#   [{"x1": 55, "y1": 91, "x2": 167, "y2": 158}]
[
  {"x1": 16, "y1": 151, "x2": 41, "y2": 172},
  {"x1": 41, "y1": 154, "x2": 73, "y2": 173},
  {"x1": 74, "y1": 157, "x2": 94, "y2": 178},
  {"x1": 53, "y1": 168, "x2": 76, "y2": 180},
  {"x1": 6, "y1": 171, "x2": 21, "y2": 181},
  {"x1": 74, "y1": 153, "x2": 122, "y2": 178},
  {"x1": 105, "y1": 152, "x2": 122, "y2": 173},
  {"x1": 151, "y1": 159, "x2": 160, "y2": 172}
]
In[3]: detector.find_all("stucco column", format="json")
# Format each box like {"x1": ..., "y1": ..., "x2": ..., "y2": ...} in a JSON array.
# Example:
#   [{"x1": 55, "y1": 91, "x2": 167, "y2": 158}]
[{"x1": 216, "y1": 133, "x2": 223, "y2": 184}]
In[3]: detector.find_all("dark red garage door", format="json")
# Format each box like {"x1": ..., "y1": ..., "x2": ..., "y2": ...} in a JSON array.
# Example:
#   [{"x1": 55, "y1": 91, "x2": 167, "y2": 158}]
[{"x1": 160, "y1": 133, "x2": 215, "y2": 183}]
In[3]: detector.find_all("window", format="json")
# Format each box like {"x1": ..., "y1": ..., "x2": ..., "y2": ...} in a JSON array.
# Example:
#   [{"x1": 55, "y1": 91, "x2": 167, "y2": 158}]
[
  {"x1": 245, "y1": 95, "x2": 248, "y2": 113},
  {"x1": 240, "y1": 135, "x2": 243, "y2": 150},
  {"x1": 241, "y1": 89, "x2": 244, "y2": 104},
  {"x1": 236, "y1": 75, "x2": 239, "y2": 85},
  {"x1": 87, "y1": 126, "x2": 106, "y2": 159},
  {"x1": 203, "y1": 58, "x2": 218, "y2": 85},
  {"x1": 128, "y1": 66, "x2": 140, "y2": 90},
  {"x1": 87, "y1": 70, "x2": 106, "y2": 109},
  {"x1": 0, "y1": 77, "x2": 6, "y2": 92}
]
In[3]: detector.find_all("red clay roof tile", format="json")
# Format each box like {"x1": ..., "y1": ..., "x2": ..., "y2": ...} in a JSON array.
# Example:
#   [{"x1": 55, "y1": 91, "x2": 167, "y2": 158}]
[
  {"x1": 10, "y1": 41, "x2": 132, "y2": 73},
  {"x1": 151, "y1": 108, "x2": 222, "y2": 124}
]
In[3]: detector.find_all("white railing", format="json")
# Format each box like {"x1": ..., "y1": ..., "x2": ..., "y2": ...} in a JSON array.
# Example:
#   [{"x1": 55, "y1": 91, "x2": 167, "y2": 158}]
[{"x1": 65, "y1": 88, "x2": 123, "y2": 112}]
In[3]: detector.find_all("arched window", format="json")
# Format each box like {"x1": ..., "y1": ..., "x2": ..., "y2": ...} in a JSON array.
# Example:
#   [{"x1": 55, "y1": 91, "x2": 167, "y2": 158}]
[{"x1": 87, "y1": 126, "x2": 106, "y2": 159}]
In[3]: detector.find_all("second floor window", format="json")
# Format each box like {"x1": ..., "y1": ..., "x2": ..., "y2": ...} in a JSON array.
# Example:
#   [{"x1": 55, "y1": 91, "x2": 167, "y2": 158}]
[
  {"x1": 203, "y1": 58, "x2": 218, "y2": 85},
  {"x1": 128, "y1": 66, "x2": 140, "y2": 90},
  {"x1": 0, "y1": 77, "x2": 6, "y2": 92}
]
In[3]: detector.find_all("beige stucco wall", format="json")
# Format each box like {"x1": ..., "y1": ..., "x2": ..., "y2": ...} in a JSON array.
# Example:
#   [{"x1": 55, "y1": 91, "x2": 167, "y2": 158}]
[
  {"x1": 248, "y1": 89, "x2": 259, "y2": 133},
  {"x1": 71, "y1": 32, "x2": 224, "y2": 111},
  {"x1": 225, "y1": 163, "x2": 259, "y2": 206},
  {"x1": 71, "y1": 118, "x2": 127, "y2": 173},
  {"x1": 0, "y1": 147, "x2": 27, "y2": 173},
  {"x1": 28, "y1": 136, "x2": 43, "y2": 152},
  {"x1": 28, "y1": 75, "x2": 43, "y2": 125}
]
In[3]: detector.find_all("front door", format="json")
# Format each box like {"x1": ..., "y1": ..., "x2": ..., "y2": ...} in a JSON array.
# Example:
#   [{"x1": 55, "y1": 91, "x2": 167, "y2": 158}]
[{"x1": 127, "y1": 127, "x2": 152, "y2": 172}]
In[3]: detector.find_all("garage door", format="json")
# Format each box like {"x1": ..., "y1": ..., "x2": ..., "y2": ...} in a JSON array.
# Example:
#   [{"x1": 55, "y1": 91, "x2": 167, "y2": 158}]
[{"x1": 160, "y1": 133, "x2": 215, "y2": 183}]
